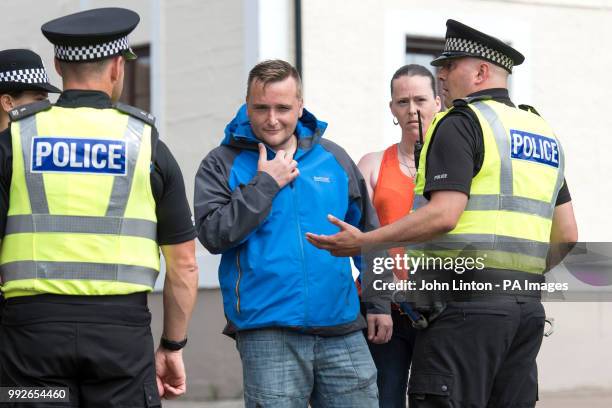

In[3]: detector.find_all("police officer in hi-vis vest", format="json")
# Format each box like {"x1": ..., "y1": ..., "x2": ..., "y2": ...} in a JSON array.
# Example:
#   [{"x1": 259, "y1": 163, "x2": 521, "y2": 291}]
[
  {"x1": 0, "y1": 48, "x2": 60, "y2": 382},
  {"x1": 0, "y1": 8, "x2": 198, "y2": 407},
  {"x1": 307, "y1": 19, "x2": 578, "y2": 407},
  {"x1": 0, "y1": 49, "x2": 61, "y2": 132}
]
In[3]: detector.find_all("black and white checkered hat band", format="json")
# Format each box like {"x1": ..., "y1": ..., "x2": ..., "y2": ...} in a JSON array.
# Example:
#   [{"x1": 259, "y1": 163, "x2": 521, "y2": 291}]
[
  {"x1": 444, "y1": 37, "x2": 514, "y2": 71},
  {"x1": 0, "y1": 68, "x2": 49, "y2": 84},
  {"x1": 55, "y1": 36, "x2": 130, "y2": 61}
]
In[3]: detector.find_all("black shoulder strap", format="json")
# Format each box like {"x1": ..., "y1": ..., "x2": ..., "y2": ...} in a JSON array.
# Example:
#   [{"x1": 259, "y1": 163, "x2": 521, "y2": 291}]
[
  {"x1": 150, "y1": 125, "x2": 160, "y2": 163},
  {"x1": 518, "y1": 104, "x2": 542, "y2": 116},
  {"x1": 114, "y1": 102, "x2": 156, "y2": 127},
  {"x1": 8, "y1": 100, "x2": 52, "y2": 121},
  {"x1": 445, "y1": 100, "x2": 482, "y2": 129},
  {"x1": 452, "y1": 94, "x2": 493, "y2": 108}
]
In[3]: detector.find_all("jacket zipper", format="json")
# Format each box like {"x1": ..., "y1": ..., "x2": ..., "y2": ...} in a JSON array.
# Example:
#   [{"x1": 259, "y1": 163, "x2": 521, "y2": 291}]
[
  {"x1": 235, "y1": 249, "x2": 242, "y2": 313},
  {"x1": 290, "y1": 181, "x2": 308, "y2": 325}
]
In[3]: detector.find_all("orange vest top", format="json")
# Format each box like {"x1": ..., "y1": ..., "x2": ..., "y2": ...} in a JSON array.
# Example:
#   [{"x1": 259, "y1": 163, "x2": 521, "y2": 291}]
[
  {"x1": 372, "y1": 144, "x2": 415, "y2": 282},
  {"x1": 372, "y1": 144, "x2": 415, "y2": 226}
]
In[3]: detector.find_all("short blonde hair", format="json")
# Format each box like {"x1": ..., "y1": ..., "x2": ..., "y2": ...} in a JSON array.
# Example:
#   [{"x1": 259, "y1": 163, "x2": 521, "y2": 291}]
[{"x1": 247, "y1": 59, "x2": 302, "y2": 100}]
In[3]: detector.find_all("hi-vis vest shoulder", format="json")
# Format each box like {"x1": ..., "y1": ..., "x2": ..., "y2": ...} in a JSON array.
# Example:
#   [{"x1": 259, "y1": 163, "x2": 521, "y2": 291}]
[
  {"x1": 0, "y1": 104, "x2": 159, "y2": 298},
  {"x1": 412, "y1": 99, "x2": 565, "y2": 274}
]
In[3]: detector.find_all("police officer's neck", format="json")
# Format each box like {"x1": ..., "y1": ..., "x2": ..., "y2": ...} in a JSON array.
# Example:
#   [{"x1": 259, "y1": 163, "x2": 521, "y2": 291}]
[
  {"x1": 56, "y1": 57, "x2": 121, "y2": 102},
  {"x1": 62, "y1": 79, "x2": 114, "y2": 101},
  {"x1": 0, "y1": 111, "x2": 9, "y2": 132},
  {"x1": 469, "y1": 73, "x2": 508, "y2": 95}
]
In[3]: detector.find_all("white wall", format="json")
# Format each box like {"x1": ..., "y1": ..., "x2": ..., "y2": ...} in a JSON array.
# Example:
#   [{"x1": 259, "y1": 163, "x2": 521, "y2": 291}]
[{"x1": 161, "y1": 0, "x2": 246, "y2": 287}]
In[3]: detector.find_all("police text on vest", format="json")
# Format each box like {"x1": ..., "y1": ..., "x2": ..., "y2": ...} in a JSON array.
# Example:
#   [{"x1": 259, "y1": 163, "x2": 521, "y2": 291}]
[
  {"x1": 510, "y1": 129, "x2": 559, "y2": 168},
  {"x1": 31, "y1": 137, "x2": 127, "y2": 175}
]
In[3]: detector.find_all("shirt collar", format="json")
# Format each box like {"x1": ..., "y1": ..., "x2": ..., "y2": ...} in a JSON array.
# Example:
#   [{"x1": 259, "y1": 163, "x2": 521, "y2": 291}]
[
  {"x1": 467, "y1": 88, "x2": 514, "y2": 107},
  {"x1": 55, "y1": 90, "x2": 113, "y2": 109}
]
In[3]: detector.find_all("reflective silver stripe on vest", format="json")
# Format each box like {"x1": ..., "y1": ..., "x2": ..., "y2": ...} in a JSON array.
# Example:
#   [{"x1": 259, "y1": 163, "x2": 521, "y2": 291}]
[
  {"x1": 20, "y1": 115, "x2": 49, "y2": 213},
  {"x1": 1, "y1": 261, "x2": 158, "y2": 287},
  {"x1": 409, "y1": 234, "x2": 549, "y2": 259},
  {"x1": 5, "y1": 214, "x2": 156, "y2": 239},
  {"x1": 413, "y1": 192, "x2": 553, "y2": 219},
  {"x1": 106, "y1": 117, "x2": 144, "y2": 217},
  {"x1": 472, "y1": 101, "x2": 514, "y2": 196},
  {"x1": 553, "y1": 134, "x2": 566, "y2": 204},
  {"x1": 464, "y1": 195, "x2": 554, "y2": 219}
]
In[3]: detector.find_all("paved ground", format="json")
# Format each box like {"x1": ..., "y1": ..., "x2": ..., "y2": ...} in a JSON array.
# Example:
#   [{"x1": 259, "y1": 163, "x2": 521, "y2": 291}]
[
  {"x1": 164, "y1": 389, "x2": 612, "y2": 407},
  {"x1": 164, "y1": 401, "x2": 240, "y2": 408},
  {"x1": 538, "y1": 389, "x2": 612, "y2": 408}
]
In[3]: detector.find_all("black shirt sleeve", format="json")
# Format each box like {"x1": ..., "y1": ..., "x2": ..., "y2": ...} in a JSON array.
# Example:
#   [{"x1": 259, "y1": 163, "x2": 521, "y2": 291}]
[
  {"x1": 423, "y1": 111, "x2": 481, "y2": 200},
  {"x1": 150, "y1": 136, "x2": 197, "y2": 245},
  {"x1": 0, "y1": 127, "x2": 12, "y2": 238},
  {"x1": 555, "y1": 179, "x2": 571, "y2": 206}
]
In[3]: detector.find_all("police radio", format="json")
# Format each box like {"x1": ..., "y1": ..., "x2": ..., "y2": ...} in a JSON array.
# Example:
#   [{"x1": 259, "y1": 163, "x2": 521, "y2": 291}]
[{"x1": 414, "y1": 110, "x2": 424, "y2": 171}]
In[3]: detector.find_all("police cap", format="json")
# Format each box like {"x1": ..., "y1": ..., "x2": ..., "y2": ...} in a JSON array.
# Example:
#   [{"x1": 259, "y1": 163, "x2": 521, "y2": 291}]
[
  {"x1": 0, "y1": 49, "x2": 61, "y2": 94},
  {"x1": 431, "y1": 19, "x2": 524, "y2": 73},
  {"x1": 41, "y1": 7, "x2": 139, "y2": 62}
]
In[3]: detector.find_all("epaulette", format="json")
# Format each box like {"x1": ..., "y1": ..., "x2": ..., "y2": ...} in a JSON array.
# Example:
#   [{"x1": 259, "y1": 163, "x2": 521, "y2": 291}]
[
  {"x1": 8, "y1": 100, "x2": 52, "y2": 121},
  {"x1": 518, "y1": 104, "x2": 541, "y2": 117},
  {"x1": 114, "y1": 102, "x2": 156, "y2": 127},
  {"x1": 452, "y1": 95, "x2": 493, "y2": 108}
]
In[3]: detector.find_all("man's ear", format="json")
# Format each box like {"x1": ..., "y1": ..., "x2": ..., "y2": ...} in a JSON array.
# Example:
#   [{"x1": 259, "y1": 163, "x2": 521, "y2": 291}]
[
  {"x1": 0, "y1": 94, "x2": 14, "y2": 112},
  {"x1": 54, "y1": 58, "x2": 63, "y2": 77},
  {"x1": 110, "y1": 56, "x2": 124, "y2": 82},
  {"x1": 475, "y1": 62, "x2": 490, "y2": 85}
]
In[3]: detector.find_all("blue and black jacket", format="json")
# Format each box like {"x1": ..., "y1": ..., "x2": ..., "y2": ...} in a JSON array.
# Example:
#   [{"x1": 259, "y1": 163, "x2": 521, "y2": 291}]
[{"x1": 194, "y1": 105, "x2": 385, "y2": 335}]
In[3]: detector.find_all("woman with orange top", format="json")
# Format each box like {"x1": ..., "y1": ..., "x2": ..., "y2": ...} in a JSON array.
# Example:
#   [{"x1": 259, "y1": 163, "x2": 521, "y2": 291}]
[{"x1": 358, "y1": 64, "x2": 441, "y2": 408}]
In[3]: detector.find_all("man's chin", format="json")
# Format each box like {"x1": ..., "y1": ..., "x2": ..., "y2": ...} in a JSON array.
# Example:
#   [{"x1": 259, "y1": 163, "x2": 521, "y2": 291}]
[
  {"x1": 265, "y1": 130, "x2": 288, "y2": 139},
  {"x1": 263, "y1": 131, "x2": 283, "y2": 138}
]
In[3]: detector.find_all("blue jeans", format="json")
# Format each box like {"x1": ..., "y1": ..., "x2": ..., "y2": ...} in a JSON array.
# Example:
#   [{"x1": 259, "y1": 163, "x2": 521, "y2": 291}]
[
  {"x1": 367, "y1": 308, "x2": 417, "y2": 408},
  {"x1": 235, "y1": 328, "x2": 378, "y2": 408}
]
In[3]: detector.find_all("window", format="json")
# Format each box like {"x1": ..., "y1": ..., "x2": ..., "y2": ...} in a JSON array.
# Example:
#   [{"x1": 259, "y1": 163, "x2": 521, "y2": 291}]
[
  {"x1": 120, "y1": 44, "x2": 150, "y2": 111},
  {"x1": 405, "y1": 36, "x2": 446, "y2": 106}
]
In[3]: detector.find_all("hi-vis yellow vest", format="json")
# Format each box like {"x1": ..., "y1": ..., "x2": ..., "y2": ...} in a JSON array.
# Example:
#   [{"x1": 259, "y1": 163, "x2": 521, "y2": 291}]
[
  {"x1": 0, "y1": 104, "x2": 159, "y2": 298},
  {"x1": 411, "y1": 98, "x2": 565, "y2": 274}
]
